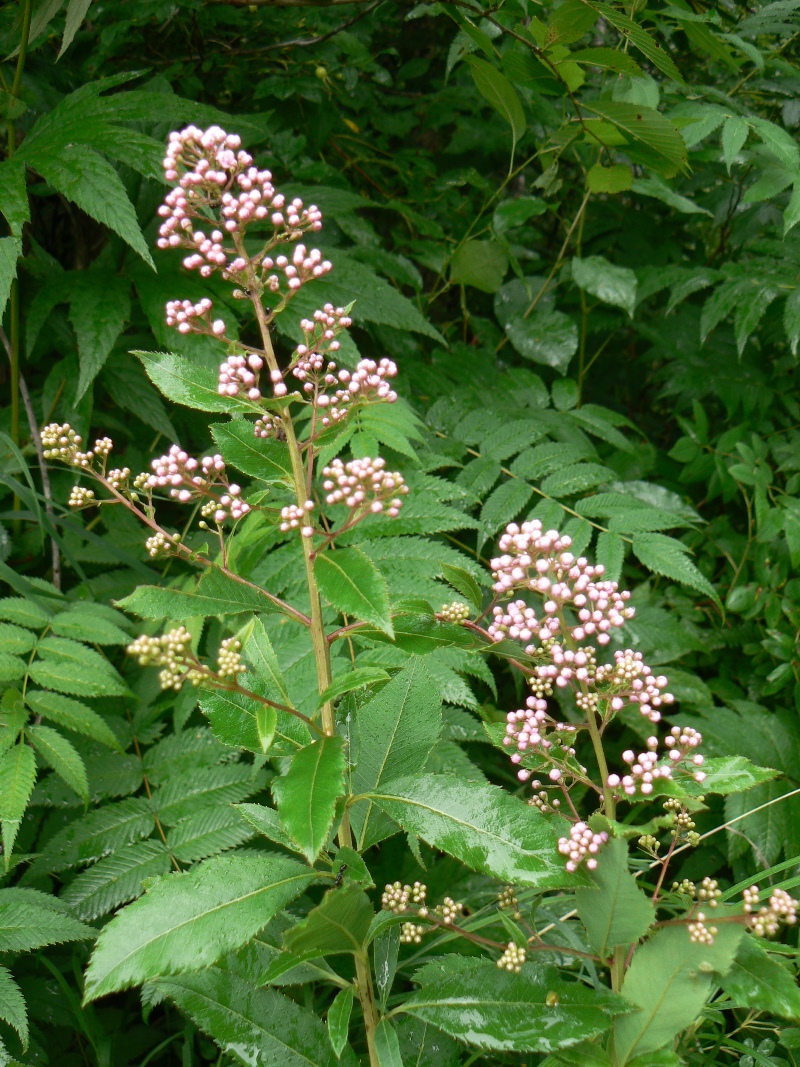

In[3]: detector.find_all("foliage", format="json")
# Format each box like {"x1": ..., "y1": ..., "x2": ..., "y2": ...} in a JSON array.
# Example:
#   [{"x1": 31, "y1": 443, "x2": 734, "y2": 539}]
[{"x1": 1, "y1": 1, "x2": 800, "y2": 1066}]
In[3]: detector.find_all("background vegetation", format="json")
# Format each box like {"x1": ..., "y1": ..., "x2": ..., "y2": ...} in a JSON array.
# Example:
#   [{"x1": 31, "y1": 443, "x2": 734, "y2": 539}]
[{"x1": 2, "y1": 0, "x2": 800, "y2": 1064}]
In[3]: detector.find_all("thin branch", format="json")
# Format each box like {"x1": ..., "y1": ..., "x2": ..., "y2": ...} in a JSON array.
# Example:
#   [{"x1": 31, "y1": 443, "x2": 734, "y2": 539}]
[
  {"x1": 221, "y1": 0, "x2": 381, "y2": 54},
  {"x1": 0, "y1": 325, "x2": 61, "y2": 589},
  {"x1": 213, "y1": 0, "x2": 374, "y2": 6}
]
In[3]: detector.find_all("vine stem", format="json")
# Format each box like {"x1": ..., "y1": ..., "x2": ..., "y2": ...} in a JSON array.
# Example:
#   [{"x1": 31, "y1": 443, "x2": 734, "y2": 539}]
[{"x1": 246, "y1": 288, "x2": 382, "y2": 1067}]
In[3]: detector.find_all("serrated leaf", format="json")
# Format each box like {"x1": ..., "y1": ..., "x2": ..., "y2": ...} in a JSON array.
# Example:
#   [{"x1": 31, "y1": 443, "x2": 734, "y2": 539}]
[
  {"x1": 584, "y1": 101, "x2": 688, "y2": 177},
  {"x1": 235, "y1": 803, "x2": 306, "y2": 854},
  {"x1": 25, "y1": 145, "x2": 154, "y2": 268},
  {"x1": 117, "y1": 569, "x2": 285, "y2": 622},
  {"x1": 29, "y1": 654, "x2": 127, "y2": 698},
  {"x1": 69, "y1": 272, "x2": 131, "y2": 399},
  {"x1": 575, "y1": 838, "x2": 655, "y2": 958},
  {"x1": 84, "y1": 852, "x2": 316, "y2": 1001},
  {"x1": 0, "y1": 744, "x2": 36, "y2": 867},
  {"x1": 0, "y1": 898, "x2": 93, "y2": 952},
  {"x1": 327, "y1": 986, "x2": 354, "y2": 1059},
  {"x1": 0, "y1": 160, "x2": 30, "y2": 238},
  {"x1": 0, "y1": 237, "x2": 21, "y2": 320},
  {"x1": 368, "y1": 774, "x2": 573, "y2": 887},
  {"x1": 349, "y1": 661, "x2": 442, "y2": 850},
  {"x1": 631, "y1": 176, "x2": 711, "y2": 215},
  {"x1": 466, "y1": 57, "x2": 526, "y2": 154},
  {"x1": 166, "y1": 806, "x2": 255, "y2": 864},
  {"x1": 49, "y1": 608, "x2": 130, "y2": 645},
  {"x1": 0, "y1": 624, "x2": 35, "y2": 656},
  {"x1": 721, "y1": 114, "x2": 748, "y2": 171},
  {"x1": 28, "y1": 797, "x2": 155, "y2": 877},
  {"x1": 586, "y1": 163, "x2": 633, "y2": 193},
  {"x1": 316, "y1": 667, "x2": 391, "y2": 709},
  {"x1": 285, "y1": 887, "x2": 373, "y2": 957},
  {"x1": 480, "y1": 480, "x2": 534, "y2": 537},
  {"x1": 273, "y1": 737, "x2": 346, "y2": 863},
  {"x1": 614, "y1": 921, "x2": 745, "y2": 1062},
  {"x1": 541, "y1": 463, "x2": 614, "y2": 497},
  {"x1": 571, "y1": 47, "x2": 642, "y2": 75},
  {"x1": 595, "y1": 531, "x2": 625, "y2": 583},
  {"x1": 60, "y1": 841, "x2": 172, "y2": 921},
  {"x1": 211, "y1": 420, "x2": 293, "y2": 483},
  {"x1": 439, "y1": 563, "x2": 483, "y2": 611},
  {"x1": 28, "y1": 725, "x2": 88, "y2": 802},
  {"x1": 0, "y1": 966, "x2": 27, "y2": 1048},
  {"x1": 154, "y1": 968, "x2": 349, "y2": 1067},
  {"x1": 58, "y1": 0, "x2": 94, "y2": 56},
  {"x1": 632, "y1": 533, "x2": 720, "y2": 604},
  {"x1": 0, "y1": 598, "x2": 51, "y2": 629},
  {"x1": 719, "y1": 935, "x2": 800, "y2": 1022},
  {"x1": 583, "y1": 3, "x2": 684, "y2": 84},
  {"x1": 375, "y1": 1018, "x2": 403, "y2": 1067},
  {"x1": 450, "y1": 239, "x2": 509, "y2": 293},
  {"x1": 135, "y1": 350, "x2": 258, "y2": 413},
  {"x1": 572, "y1": 256, "x2": 638, "y2": 316},
  {"x1": 401, "y1": 956, "x2": 629, "y2": 1052},
  {"x1": 151, "y1": 764, "x2": 266, "y2": 826},
  {"x1": 315, "y1": 548, "x2": 393, "y2": 636},
  {"x1": 504, "y1": 308, "x2": 578, "y2": 374}
]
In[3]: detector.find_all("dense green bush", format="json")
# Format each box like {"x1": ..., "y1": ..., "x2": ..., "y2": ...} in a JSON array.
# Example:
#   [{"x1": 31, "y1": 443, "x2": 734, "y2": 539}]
[{"x1": 1, "y1": 1, "x2": 800, "y2": 1065}]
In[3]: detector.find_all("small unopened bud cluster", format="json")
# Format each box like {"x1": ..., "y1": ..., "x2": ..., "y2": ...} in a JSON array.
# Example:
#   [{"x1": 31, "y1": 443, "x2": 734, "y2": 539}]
[
  {"x1": 381, "y1": 881, "x2": 428, "y2": 916},
  {"x1": 439, "y1": 897, "x2": 464, "y2": 925},
  {"x1": 638, "y1": 834, "x2": 660, "y2": 856},
  {"x1": 557, "y1": 822, "x2": 608, "y2": 873},
  {"x1": 217, "y1": 352, "x2": 264, "y2": 399},
  {"x1": 280, "y1": 501, "x2": 314, "y2": 537},
  {"x1": 673, "y1": 879, "x2": 696, "y2": 897},
  {"x1": 743, "y1": 886, "x2": 798, "y2": 937},
  {"x1": 165, "y1": 297, "x2": 226, "y2": 337},
  {"x1": 217, "y1": 637, "x2": 245, "y2": 678},
  {"x1": 127, "y1": 627, "x2": 203, "y2": 691},
  {"x1": 68, "y1": 486, "x2": 95, "y2": 508},
  {"x1": 697, "y1": 877, "x2": 721, "y2": 908},
  {"x1": 498, "y1": 886, "x2": 522, "y2": 919},
  {"x1": 528, "y1": 783, "x2": 561, "y2": 813},
  {"x1": 146, "y1": 531, "x2": 177, "y2": 558},
  {"x1": 400, "y1": 922, "x2": 425, "y2": 944},
  {"x1": 322, "y1": 457, "x2": 408, "y2": 519},
  {"x1": 439, "y1": 602, "x2": 471, "y2": 624},
  {"x1": 42, "y1": 424, "x2": 112, "y2": 470},
  {"x1": 107, "y1": 468, "x2": 131, "y2": 491},
  {"x1": 688, "y1": 913, "x2": 717, "y2": 945},
  {"x1": 497, "y1": 942, "x2": 527, "y2": 973},
  {"x1": 204, "y1": 485, "x2": 250, "y2": 524},
  {"x1": 254, "y1": 414, "x2": 282, "y2": 440},
  {"x1": 607, "y1": 728, "x2": 705, "y2": 797}
]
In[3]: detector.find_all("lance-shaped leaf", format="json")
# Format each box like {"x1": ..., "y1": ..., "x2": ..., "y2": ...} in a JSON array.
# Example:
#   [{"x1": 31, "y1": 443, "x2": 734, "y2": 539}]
[
  {"x1": 155, "y1": 968, "x2": 352, "y2": 1067},
  {"x1": 575, "y1": 838, "x2": 655, "y2": 959},
  {"x1": 117, "y1": 569, "x2": 288, "y2": 622},
  {"x1": 27, "y1": 724, "x2": 88, "y2": 802},
  {"x1": 0, "y1": 965, "x2": 27, "y2": 1048},
  {"x1": 315, "y1": 548, "x2": 393, "y2": 636},
  {"x1": 719, "y1": 934, "x2": 800, "y2": 1022},
  {"x1": 466, "y1": 58, "x2": 526, "y2": 157},
  {"x1": 273, "y1": 737, "x2": 346, "y2": 863},
  {"x1": 349, "y1": 660, "x2": 442, "y2": 850},
  {"x1": 284, "y1": 888, "x2": 373, "y2": 957},
  {"x1": 60, "y1": 840, "x2": 172, "y2": 921},
  {"x1": 25, "y1": 690, "x2": 121, "y2": 750},
  {"x1": 69, "y1": 272, "x2": 131, "y2": 399},
  {"x1": 83, "y1": 852, "x2": 316, "y2": 1001},
  {"x1": 327, "y1": 985, "x2": 354, "y2": 1059},
  {"x1": 135, "y1": 350, "x2": 257, "y2": 413},
  {"x1": 400, "y1": 956, "x2": 630, "y2": 1052},
  {"x1": 367, "y1": 774, "x2": 575, "y2": 887},
  {"x1": 0, "y1": 743, "x2": 36, "y2": 867},
  {"x1": 211, "y1": 420, "x2": 292, "y2": 483},
  {"x1": 613, "y1": 920, "x2": 745, "y2": 1062}
]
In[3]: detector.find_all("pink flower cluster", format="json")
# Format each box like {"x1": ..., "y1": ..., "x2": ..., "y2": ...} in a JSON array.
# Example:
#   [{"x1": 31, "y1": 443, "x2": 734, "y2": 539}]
[
  {"x1": 595, "y1": 650, "x2": 673, "y2": 725},
  {"x1": 218, "y1": 353, "x2": 265, "y2": 400},
  {"x1": 294, "y1": 356, "x2": 399, "y2": 427},
  {"x1": 202, "y1": 486, "x2": 251, "y2": 524},
  {"x1": 490, "y1": 521, "x2": 633, "y2": 646},
  {"x1": 503, "y1": 696, "x2": 578, "y2": 782},
  {"x1": 606, "y1": 726, "x2": 705, "y2": 797},
  {"x1": 295, "y1": 305, "x2": 352, "y2": 359},
  {"x1": 558, "y1": 822, "x2": 608, "y2": 872},
  {"x1": 322, "y1": 457, "x2": 408, "y2": 518},
  {"x1": 165, "y1": 298, "x2": 226, "y2": 336},
  {"x1": 280, "y1": 501, "x2": 314, "y2": 537},
  {"x1": 144, "y1": 446, "x2": 226, "y2": 500}
]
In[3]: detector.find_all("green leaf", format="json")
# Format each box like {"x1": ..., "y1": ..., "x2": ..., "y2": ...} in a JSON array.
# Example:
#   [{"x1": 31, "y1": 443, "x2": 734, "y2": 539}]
[
  {"x1": 117, "y1": 570, "x2": 285, "y2": 622},
  {"x1": 27, "y1": 724, "x2": 88, "y2": 802},
  {"x1": 785, "y1": 288, "x2": 800, "y2": 356},
  {"x1": 84, "y1": 852, "x2": 316, "y2": 1001},
  {"x1": 154, "y1": 968, "x2": 349, "y2": 1067},
  {"x1": 368, "y1": 774, "x2": 573, "y2": 887},
  {"x1": 211, "y1": 420, "x2": 293, "y2": 483},
  {"x1": 575, "y1": 838, "x2": 655, "y2": 959},
  {"x1": 583, "y1": 3, "x2": 684, "y2": 84},
  {"x1": 69, "y1": 272, "x2": 131, "y2": 399},
  {"x1": 49, "y1": 606, "x2": 131, "y2": 645},
  {"x1": 595, "y1": 531, "x2": 625, "y2": 583},
  {"x1": 679, "y1": 755, "x2": 777, "y2": 796},
  {"x1": 0, "y1": 597, "x2": 51, "y2": 629},
  {"x1": 0, "y1": 160, "x2": 30, "y2": 237},
  {"x1": 493, "y1": 196, "x2": 547, "y2": 234},
  {"x1": 375, "y1": 1018, "x2": 404, "y2": 1067},
  {"x1": 374, "y1": 925, "x2": 400, "y2": 1010},
  {"x1": 631, "y1": 533, "x2": 720, "y2": 605},
  {"x1": 721, "y1": 114, "x2": 748, "y2": 171},
  {"x1": 0, "y1": 897, "x2": 94, "y2": 952},
  {"x1": 25, "y1": 691, "x2": 120, "y2": 749},
  {"x1": 0, "y1": 237, "x2": 21, "y2": 320},
  {"x1": 480, "y1": 480, "x2": 534, "y2": 537},
  {"x1": 571, "y1": 47, "x2": 642, "y2": 75},
  {"x1": 0, "y1": 653, "x2": 25, "y2": 684},
  {"x1": 572, "y1": 256, "x2": 638, "y2": 316},
  {"x1": 450, "y1": 239, "x2": 509, "y2": 293},
  {"x1": 285, "y1": 887, "x2": 373, "y2": 957},
  {"x1": 327, "y1": 986, "x2": 354, "y2": 1059},
  {"x1": 0, "y1": 743, "x2": 36, "y2": 867},
  {"x1": 586, "y1": 163, "x2": 633, "y2": 193},
  {"x1": 719, "y1": 935, "x2": 800, "y2": 1022},
  {"x1": 26, "y1": 145, "x2": 154, "y2": 268},
  {"x1": 29, "y1": 656, "x2": 127, "y2": 699},
  {"x1": 541, "y1": 463, "x2": 614, "y2": 498},
  {"x1": 0, "y1": 966, "x2": 27, "y2": 1048},
  {"x1": 201, "y1": 688, "x2": 277, "y2": 754},
  {"x1": 135, "y1": 350, "x2": 258, "y2": 414},
  {"x1": 167, "y1": 806, "x2": 256, "y2": 865},
  {"x1": 504, "y1": 309, "x2": 578, "y2": 374},
  {"x1": 401, "y1": 956, "x2": 629, "y2": 1052},
  {"x1": 60, "y1": 841, "x2": 172, "y2": 921},
  {"x1": 0, "y1": 624, "x2": 35, "y2": 655},
  {"x1": 315, "y1": 548, "x2": 393, "y2": 636},
  {"x1": 235, "y1": 803, "x2": 306, "y2": 854},
  {"x1": 466, "y1": 57, "x2": 526, "y2": 155},
  {"x1": 631, "y1": 176, "x2": 711, "y2": 215},
  {"x1": 58, "y1": 0, "x2": 94, "y2": 56},
  {"x1": 273, "y1": 737, "x2": 346, "y2": 863},
  {"x1": 316, "y1": 667, "x2": 391, "y2": 709},
  {"x1": 614, "y1": 921, "x2": 745, "y2": 1063},
  {"x1": 349, "y1": 661, "x2": 442, "y2": 850},
  {"x1": 27, "y1": 797, "x2": 155, "y2": 877},
  {"x1": 584, "y1": 101, "x2": 688, "y2": 177},
  {"x1": 439, "y1": 563, "x2": 483, "y2": 611},
  {"x1": 750, "y1": 117, "x2": 800, "y2": 170}
]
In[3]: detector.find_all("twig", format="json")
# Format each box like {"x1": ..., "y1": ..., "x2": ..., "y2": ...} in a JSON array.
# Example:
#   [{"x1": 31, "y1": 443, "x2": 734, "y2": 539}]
[
  {"x1": 0, "y1": 325, "x2": 61, "y2": 589},
  {"x1": 216, "y1": 0, "x2": 381, "y2": 54}
]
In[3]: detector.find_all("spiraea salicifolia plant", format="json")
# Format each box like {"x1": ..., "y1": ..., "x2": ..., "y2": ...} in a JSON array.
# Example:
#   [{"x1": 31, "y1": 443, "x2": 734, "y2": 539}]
[{"x1": 39, "y1": 126, "x2": 796, "y2": 1067}]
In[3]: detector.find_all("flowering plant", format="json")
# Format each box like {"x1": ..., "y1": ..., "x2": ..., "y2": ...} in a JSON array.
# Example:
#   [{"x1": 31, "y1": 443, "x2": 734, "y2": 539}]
[{"x1": 35, "y1": 126, "x2": 797, "y2": 1067}]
